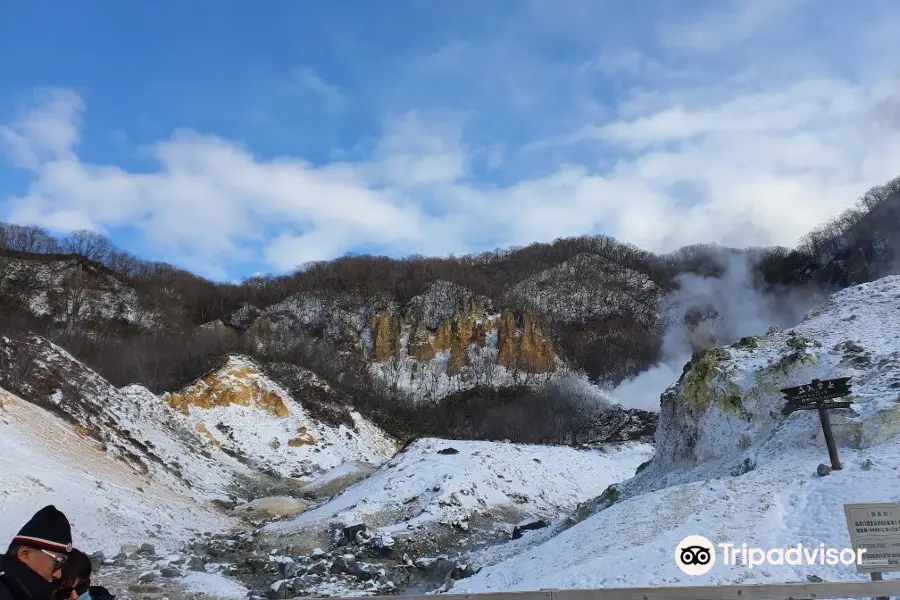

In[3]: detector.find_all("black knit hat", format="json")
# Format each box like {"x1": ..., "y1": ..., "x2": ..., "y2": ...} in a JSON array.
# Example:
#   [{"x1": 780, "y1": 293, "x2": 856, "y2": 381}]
[{"x1": 12, "y1": 505, "x2": 73, "y2": 553}]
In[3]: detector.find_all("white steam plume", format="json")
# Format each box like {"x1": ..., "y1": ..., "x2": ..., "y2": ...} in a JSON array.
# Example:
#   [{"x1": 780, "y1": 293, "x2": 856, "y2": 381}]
[{"x1": 608, "y1": 251, "x2": 823, "y2": 412}]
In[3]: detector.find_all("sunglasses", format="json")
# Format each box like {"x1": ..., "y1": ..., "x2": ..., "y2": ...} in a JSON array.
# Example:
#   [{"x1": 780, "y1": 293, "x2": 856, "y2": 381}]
[{"x1": 39, "y1": 549, "x2": 68, "y2": 569}]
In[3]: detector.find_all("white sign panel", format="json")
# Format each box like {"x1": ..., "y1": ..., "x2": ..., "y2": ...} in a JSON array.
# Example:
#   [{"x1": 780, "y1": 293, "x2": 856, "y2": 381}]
[{"x1": 844, "y1": 502, "x2": 900, "y2": 573}]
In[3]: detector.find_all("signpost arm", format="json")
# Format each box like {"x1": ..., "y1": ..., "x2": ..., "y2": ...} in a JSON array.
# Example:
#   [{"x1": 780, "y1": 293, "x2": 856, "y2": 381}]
[{"x1": 818, "y1": 406, "x2": 842, "y2": 470}]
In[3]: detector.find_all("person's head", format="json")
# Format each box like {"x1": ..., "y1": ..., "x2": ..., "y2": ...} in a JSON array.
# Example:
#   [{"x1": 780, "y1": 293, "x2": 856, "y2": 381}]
[
  {"x1": 7, "y1": 505, "x2": 73, "y2": 582},
  {"x1": 51, "y1": 549, "x2": 91, "y2": 600}
]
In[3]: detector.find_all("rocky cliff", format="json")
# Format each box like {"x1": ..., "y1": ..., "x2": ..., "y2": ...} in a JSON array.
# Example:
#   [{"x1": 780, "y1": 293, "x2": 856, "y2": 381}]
[
  {"x1": 258, "y1": 280, "x2": 561, "y2": 401},
  {"x1": 637, "y1": 275, "x2": 900, "y2": 489}
]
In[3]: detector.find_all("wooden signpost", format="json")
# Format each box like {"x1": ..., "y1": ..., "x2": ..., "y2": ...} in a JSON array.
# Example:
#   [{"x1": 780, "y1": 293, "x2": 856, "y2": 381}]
[{"x1": 780, "y1": 377, "x2": 853, "y2": 470}]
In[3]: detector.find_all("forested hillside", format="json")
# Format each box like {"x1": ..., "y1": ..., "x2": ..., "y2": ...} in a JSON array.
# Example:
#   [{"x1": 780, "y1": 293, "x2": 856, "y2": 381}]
[{"x1": 1, "y1": 175, "x2": 897, "y2": 443}]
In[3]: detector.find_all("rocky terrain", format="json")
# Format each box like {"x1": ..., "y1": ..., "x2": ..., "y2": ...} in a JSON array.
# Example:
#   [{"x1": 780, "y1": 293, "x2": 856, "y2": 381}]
[
  {"x1": 0, "y1": 338, "x2": 652, "y2": 599},
  {"x1": 72, "y1": 274, "x2": 900, "y2": 597}
]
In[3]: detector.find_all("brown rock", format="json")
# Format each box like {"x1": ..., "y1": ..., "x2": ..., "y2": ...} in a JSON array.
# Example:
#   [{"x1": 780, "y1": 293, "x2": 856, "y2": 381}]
[
  {"x1": 165, "y1": 362, "x2": 290, "y2": 418},
  {"x1": 196, "y1": 423, "x2": 221, "y2": 447},
  {"x1": 497, "y1": 310, "x2": 519, "y2": 369},
  {"x1": 409, "y1": 321, "x2": 436, "y2": 361},
  {"x1": 372, "y1": 311, "x2": 401, "y2": 361}
]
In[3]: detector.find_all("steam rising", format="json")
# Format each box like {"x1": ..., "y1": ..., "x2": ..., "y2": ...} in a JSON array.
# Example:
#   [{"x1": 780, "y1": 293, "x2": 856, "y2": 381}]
[{"x1": 608, "y1": 252, "x2": 823, "y2": 412}]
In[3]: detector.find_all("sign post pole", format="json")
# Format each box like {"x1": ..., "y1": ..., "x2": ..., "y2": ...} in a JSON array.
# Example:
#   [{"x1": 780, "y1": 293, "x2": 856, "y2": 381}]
[
  {"x1": 868, "y1": 571, "x2": 887, "y2": 600},
  {"x1": 817, "y1": 405, "x2": 842, "y2": 470}
]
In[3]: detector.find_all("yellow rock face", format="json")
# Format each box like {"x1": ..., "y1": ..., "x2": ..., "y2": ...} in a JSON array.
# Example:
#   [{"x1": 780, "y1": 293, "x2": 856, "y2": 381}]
[
  {"x1": 196, "y1": 423, "x2": 221, "y2": 447},
  {"x1": 432, "y1": 321, "x2": 454, "y2": 356},
  {"x1": 496, "y1": 309, "x2": 518, "y2": 368},
  {"x1": 166, "y1": 363, "x2": 290, "y2": 418},
  {"x1": 367, "y1": 304, "x2": 557, "y2": 375},
  {"x1": 409, "y1": 322, "x2": 434, "y2": 361},
  {"x1": 518, "y1": 311, "x2": 556, "y2": 373},
  {"x1": 448, "y1": 311, "x2": 479, "y2": 375},
  {"x1": 288, "y1": 425, "x2": 317, "y2": 447},
  {"x1": 372, "y1": 312, "x2": 401, "y2": 362}
]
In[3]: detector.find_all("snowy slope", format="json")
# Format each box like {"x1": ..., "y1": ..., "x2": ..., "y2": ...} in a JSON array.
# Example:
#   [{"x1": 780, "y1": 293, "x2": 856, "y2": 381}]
[
  {"x1": 455, "y1": 276, "x2": 900, "y2": 591},
  {"x1": 265, "y1": 438, "x2": 653, "y2": 537},
  {"x1": 0, "y1": 387, "x2": 235, "y2": 556},
  {"x1": 0, "y1": 335, "x2": 394, "y2": 502},
  {"x1": 0, "y1": 334, "x2": 250, "y2": 499},
  {"x1": 455, "y1": 444, "x2": 900, "y2": 590},
  {"x1": 160, "y1": 356, "x2": 397, "y2": 480}
]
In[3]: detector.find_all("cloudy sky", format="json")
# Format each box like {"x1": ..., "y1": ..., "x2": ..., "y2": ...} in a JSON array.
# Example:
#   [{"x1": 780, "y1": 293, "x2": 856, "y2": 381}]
[{"x1": 1, "y1": 0, "x2": 899, "y2": 281}]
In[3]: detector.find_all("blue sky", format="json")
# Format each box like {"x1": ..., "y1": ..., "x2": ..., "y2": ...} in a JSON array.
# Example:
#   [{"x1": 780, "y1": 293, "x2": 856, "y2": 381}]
[{"x1": 2, "y1": 0, "x2": 900, "y2": 281}]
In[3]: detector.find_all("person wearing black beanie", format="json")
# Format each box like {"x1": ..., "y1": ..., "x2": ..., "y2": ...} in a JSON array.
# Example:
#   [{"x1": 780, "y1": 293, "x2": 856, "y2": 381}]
[{"x1": 0, "y1": 505, "x2": 73, "y2": 600}]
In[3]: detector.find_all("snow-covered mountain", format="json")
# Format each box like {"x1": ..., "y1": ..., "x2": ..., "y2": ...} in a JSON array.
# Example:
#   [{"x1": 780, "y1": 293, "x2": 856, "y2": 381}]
[
  {"x1": 0, "y1": 333, "x2": 397, "y2": 497},
  {"x1": 0, "y1": 335, "x2": 402, "y2": 596},
  {"x1": 0, "y1": 333, "x2": 250, "y2": 498},
  {"x1": 1, "y1": 276, "x2": 899, "y2": 598},
  {"x1": 2, "y1": 254, "x2": 159, "y2": 329},
  {"x1": 158, "y1": 356, "x2": 397, "y2": 479},
  {"x1": 511, "y1": 252, "x2": 659, "y2": 325},
  {"x1": 453, "y1": 275, "x2": 900, "y2": 591},
  {"x1": 0, "y1": 178, "x2": 898, "y2": 597}
]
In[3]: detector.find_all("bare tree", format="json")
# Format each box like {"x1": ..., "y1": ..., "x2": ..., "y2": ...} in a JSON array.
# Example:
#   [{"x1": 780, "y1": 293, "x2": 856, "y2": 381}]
[{"x1": 63, "y1": 230, "x2": 113, "y2": 264}]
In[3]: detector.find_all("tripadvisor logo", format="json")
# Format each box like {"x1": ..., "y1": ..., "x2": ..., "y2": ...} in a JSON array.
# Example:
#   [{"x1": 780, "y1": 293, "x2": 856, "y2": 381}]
[
  {"x1": 675, "y1": 535, "x2": 871, "y2": 574},
  {"x1": 675, "y1": 535, "x2": 715, "y2": 575}
]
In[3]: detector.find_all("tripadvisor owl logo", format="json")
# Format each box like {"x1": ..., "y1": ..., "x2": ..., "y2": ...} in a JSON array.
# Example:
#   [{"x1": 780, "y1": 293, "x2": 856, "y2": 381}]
[{"x1": 675, "y1": 535, "x2": 715, "y2": 575}]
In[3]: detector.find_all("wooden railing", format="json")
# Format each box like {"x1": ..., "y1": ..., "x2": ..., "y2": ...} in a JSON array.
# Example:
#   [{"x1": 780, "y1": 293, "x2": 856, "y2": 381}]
[{"x1": 300, "y1": 580, "x2": 899, "y2": 600}]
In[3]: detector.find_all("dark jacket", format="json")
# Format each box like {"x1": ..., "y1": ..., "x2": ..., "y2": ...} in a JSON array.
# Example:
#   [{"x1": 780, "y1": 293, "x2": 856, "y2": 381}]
[{"x1": 0, "y1": 555, "x2": 54, "y2": 600}]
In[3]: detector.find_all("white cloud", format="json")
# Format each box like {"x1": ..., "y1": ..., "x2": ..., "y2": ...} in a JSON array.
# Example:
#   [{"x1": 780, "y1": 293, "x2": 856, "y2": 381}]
[
  {"x1": 0, "y1": 89, "x2": 83, "y2": 171},
  {"x1": 2, "y1": 71, "x2": 900, "y2": 281},
  {"x1": 291, "y1": 65, "x2": 346, "y2": 110},
  {"x1": 370, "y1": 111, "x2": 468, "y2": 187},
  {"x1": 2, "y1": 2, "x2": 900, "y2": 281},
  {"x1": 590, "y1": 78, "x2": 863, "y2": 150}
]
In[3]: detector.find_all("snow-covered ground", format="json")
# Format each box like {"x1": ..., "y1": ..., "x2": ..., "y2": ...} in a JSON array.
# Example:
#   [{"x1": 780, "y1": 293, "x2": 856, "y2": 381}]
[
  {"x1": 455, "y1": 444, "x2": 900, "y2": 590},
  {"x1": 0, "y1": 387, "x2": 234, "y2": 556},
  {"x1": 454, "y1": 276, "x2": 900, "y2": 591},
  {"x1": 180, "y1": 571, "x2": 250, "y2": 599},
  {"x1": 0, "y1": 333, "x2": 251, "y2": 500},
  {"x1": 302, "y1": 460, "x2": 378, "y2": 498},
  {"x1": 266, "y1": 438, "x2": 653, "y2": 537}
]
